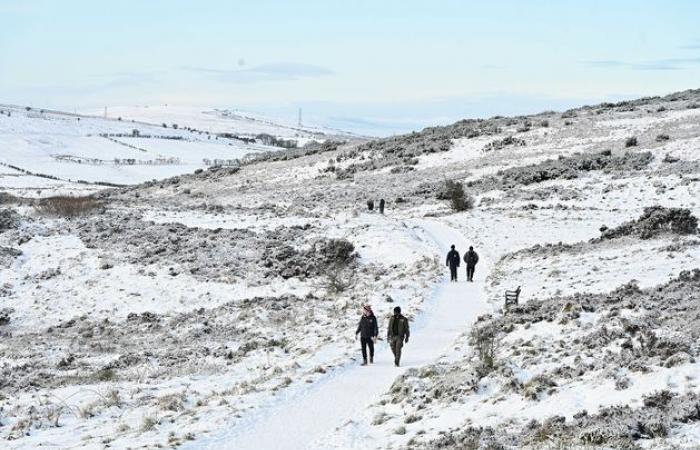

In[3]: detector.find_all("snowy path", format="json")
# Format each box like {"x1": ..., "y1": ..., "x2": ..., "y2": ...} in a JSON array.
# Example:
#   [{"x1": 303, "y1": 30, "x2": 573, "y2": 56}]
[{"x1": 185, "y1": 219, "x2": 490, "y2": 450}]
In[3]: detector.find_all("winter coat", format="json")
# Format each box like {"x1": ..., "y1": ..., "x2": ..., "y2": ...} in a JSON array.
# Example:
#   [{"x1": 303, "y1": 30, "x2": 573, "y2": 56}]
[
  {"x1": 356, "y1": 314, "x2": 379, "y2": 339},
  {"x1": 446, "y1": 249, "x2": 460, "y2": 268},
  {"x1": 387, "y1": 314, "x2": 410, "y2": 340},
  {"x1": 464, "y1": 250, "x2": 479, "y2": 266}
]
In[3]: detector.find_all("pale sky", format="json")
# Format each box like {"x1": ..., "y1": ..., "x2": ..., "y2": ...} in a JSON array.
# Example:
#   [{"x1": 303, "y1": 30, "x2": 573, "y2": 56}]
[{"x1": 1, "y1": 0, "x2": 699, "y2": 135}]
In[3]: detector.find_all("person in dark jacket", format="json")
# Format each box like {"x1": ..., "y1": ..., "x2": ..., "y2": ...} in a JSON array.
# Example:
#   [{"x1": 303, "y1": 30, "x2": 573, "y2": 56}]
[
  {"x1": 464, "y1": 246, "x2": 479, "y2": 282},
  {"x1": 355, "y1": 304, "x2": 379, "y2": 365},
  {"x1": 446, "y1": 244, "x2": 460, "y2": 282},
  {"x1": 387, "y1": 306, "x2": 410, "y2": 367},
  {"x1": 379, "y1": 198, "x2": 385, "y2": 214}
]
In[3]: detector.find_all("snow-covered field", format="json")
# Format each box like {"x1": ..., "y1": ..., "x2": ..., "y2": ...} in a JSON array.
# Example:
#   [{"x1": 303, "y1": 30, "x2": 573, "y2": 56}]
[
  {"x1": 81, "y1": 105, "x2": 357, "y2": 142},
  {"x1": 0, "y1": 105, "x2": 352, "y2": 194},
  {"x1": 1, "y1": 90, "x2": 700, "y2": 449}
]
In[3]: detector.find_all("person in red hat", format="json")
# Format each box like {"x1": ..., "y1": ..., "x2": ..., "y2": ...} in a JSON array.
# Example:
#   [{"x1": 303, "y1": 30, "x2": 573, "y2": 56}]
[{"x1": 355, "y1": 304, "x2": 379, "y2": 365}]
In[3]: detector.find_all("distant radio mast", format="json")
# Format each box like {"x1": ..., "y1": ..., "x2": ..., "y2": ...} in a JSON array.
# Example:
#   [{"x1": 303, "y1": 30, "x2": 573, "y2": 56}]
[
  {"x1": 298, "y1": 108, "x2": 302, "y2": 128},
  {"x1": 104, "y1": 106, "x2": 108, "y2": 118}
]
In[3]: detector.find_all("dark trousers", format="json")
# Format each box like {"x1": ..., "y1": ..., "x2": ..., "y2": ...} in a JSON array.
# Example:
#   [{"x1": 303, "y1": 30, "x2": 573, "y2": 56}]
[
  {"x1": 467, "y1": 265, "x2": 475, "y2": 281},
  {"x1": 449, "y1": 265, "x2": 458, "y2": 281},
  {"x1": 360, "y1": 337, "x2": 375, "y2": 361},
  {"x1": 390, "y1": 336, "x2": 404, "y2": 365}
]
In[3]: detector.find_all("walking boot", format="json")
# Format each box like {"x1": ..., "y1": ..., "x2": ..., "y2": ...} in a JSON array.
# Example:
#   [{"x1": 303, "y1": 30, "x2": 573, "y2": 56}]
[
  {"x1": 370, "y1": 356, "x2": 374, "y2": 364},
  {"x1": 361, "y1": 359, "x2": 368, "y2": 366}
]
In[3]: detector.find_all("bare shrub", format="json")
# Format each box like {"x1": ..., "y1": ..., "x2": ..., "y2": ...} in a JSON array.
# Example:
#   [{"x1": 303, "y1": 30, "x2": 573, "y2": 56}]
[
  {"x1": 140, "y1": 415, "x2": 158, "y2": 432},
  {"x1": 45, "y1": 404, "x2": 64, "y2": 427},
  {"x1": 318, "y1": 262, "x2": 357, "y2": 294},
  {"x1": 94, "y1": 368, "x2": 116, "y2": 382},
  {"x1": 104, "y1": 390, "x2": 121, "y2": 408},
  {"x1": 625, "y1": 136, "x2": 638, "y2": 147},
  {"x1": 443, "y1": 180, "x2": 475, "y2": 212},
  {"x1": 655, "y1": 134, "x2": 670, "y2": 142},
  {"x1": 158, "y1": 392, "x2": 185, "y2": 412},
  {"x1": 35, "y1": 196, "x2": 103, "y2": 217},
  {"x1": 76, "y1": 401, "x2": 99, "y2": 419},
  {"x1": 468, "y1": 321, "x2": 501, "y2": 371}
]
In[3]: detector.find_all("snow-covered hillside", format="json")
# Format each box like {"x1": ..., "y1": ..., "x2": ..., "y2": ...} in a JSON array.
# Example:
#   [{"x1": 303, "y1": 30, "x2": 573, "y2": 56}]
[
  {"x1": 0, "y1": 105, "x2": 353, "y2": 196},
  {"x1": 82, "y1": 105, "x2": 358, "y2": 142},
  {"x1": 1, "y1": 89, "x2": 700, "y2": 450}
]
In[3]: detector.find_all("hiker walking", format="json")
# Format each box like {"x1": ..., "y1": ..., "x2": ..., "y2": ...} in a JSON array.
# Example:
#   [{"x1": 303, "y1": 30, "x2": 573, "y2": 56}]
[
  {"x1": 464, "y1": 246, "x2": 479, "y2": 282},
  {"x1": 367, "y1": 199, "x2": 374, "y2": 211},
  {"x1": 387, "y1": 306, "x2": 410, "y2": 367},
  {"x1": 446, "y1": 244, "x2": 460, "y2": 282},
  {"x1": 355, "y1": 304, "x2": 379, "y2": 365},
  {"x1": 379, "y1": 198, "x2": 385, "y2": 214}
]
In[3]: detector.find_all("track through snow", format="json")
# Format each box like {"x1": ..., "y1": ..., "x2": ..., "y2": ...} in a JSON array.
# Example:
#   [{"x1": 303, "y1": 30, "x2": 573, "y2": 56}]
[{"x1": 186, "y1": 219, "x2": 490, "y2": 450}]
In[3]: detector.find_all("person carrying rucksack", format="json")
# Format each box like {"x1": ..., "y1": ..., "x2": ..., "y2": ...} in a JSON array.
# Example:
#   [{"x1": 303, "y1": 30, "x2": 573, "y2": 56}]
[
  {"x1": 464, "y1": 246, "x2": 479, "y2": 282},
  {"x1": 387, "y1": 306, "x2": 410, "y2": 367}
]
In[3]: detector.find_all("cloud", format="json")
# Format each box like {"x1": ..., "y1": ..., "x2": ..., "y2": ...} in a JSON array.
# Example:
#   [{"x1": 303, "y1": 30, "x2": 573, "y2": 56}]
[
  {"x1": 90, "y1": 71, "x2": 162, "y2": 89},
  {"x1": 182, "y1": 63, "x2": 333, "y2": 83},
  {"x1": 586, "y1": 57, "x2": 700, "y2": 71},
  {"x1": 679, "y1": 40, "x2": 700, "y2": 50}
]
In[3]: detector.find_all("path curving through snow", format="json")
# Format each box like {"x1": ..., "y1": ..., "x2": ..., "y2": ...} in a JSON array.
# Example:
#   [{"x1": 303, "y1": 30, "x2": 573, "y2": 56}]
[{"x1": 185, "y1": 219, "x2": 490, "y2": 450}]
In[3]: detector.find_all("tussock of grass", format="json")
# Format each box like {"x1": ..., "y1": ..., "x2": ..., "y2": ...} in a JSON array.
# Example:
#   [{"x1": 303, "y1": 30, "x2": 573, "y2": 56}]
[{"x1": 35, "y1": 195, "x2": 103, "y2": 217}]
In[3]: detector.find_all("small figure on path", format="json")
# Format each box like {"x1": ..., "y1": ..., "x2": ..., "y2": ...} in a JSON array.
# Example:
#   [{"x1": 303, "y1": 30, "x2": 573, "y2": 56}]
[
  {"x1": 464, "y1": 246, "x2": 479, "y2": 282},
  {"x1": 379, "y1": 198, "x2": 385, "y2": 214},
  {"x1": 355, "y1": 304, "x2": 379, "y2": 365},
  {"x1": 446, "y1": 244, "x2": 460, "y2": 282},
  {"x1": 387, "y1": 306, "x2": 410, "y2": 367},
  {"x1": 367, "y1": 199, "x2": 374, "y2": 211}
]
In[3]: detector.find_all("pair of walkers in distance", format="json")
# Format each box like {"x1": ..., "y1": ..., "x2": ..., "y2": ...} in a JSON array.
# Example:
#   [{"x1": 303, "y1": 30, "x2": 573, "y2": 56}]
[
  {"x1": 354, "y1": 245, "x2": 479, "y2": 367},
  {"x1": 446, "y1": 244, "x2": 479, "y2": 282}
]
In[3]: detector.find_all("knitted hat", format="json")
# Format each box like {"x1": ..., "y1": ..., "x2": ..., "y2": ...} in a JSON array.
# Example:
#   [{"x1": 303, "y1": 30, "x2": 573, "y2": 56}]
[{"x1": 363, "y1": 304, "x2": 373, "y2": 314}]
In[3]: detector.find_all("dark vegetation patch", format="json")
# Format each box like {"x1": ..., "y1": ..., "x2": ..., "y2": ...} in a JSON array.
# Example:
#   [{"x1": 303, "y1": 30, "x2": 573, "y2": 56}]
[
  {"x1": 34, "y1": 196, "x2": 104, "y2": 217},
  {"x1": 0, "y1": 246, "x2": 22, "y2": 267},
  {"x1": 74, "y1": 215, "x2": 357, "y2": 282},
  {"x1": 0, "y1": 208, "x2": 20, "y2": 232},
  {"x1": 417, "y1": 391, "x2": 700, "y2": 449},
  {"x1": 333, "y1": 122, "x2": 503, "y2": 179},
  {"x1": 508, "y1": 207, "x2": 698, "y2": 263},
  {"x1": 469, "y1": 150, "x2": 653, "y2": 191},
  {"x1": 599, "y1": 207, "x2": 698, "y2": 240},
  {"x1": 483, "y1": 135, "x2": 526, "y2": 152},
  {"x1": 261, "y1": 237, "x2": 357, "y2": 280},
  {"x1": 246, "y1": 140, "x2": 345, "y2": 164}
]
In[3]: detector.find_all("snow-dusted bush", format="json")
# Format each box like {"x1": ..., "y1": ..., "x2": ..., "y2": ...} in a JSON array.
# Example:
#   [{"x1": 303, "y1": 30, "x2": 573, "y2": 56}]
[
  {"x1": 483, "y1": 135, "x2": 526, "y2": 152},
  {"x1": 316, "y1": 238, "x2": 357, "y2": 267},
  {"x1": 625, "y1": 136, "x2": 638, "y2": 147},
  {"x1": 0, "y1": 208, "x2": 20, "y2": 232},
  {"x1": 470, "y1": 150, "x2": 653, "y2": 190},
  {"x1": 443, "y1": 180, "x2": 475, "y2": 212},
  {"x1": 600, "y1": 206, "x2": 698, "y2": 240}
]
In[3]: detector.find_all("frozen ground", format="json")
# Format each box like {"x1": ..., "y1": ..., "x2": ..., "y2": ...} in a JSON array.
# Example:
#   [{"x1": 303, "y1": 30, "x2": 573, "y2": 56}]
[{"x1": 1, "y1": 89, "x2": 700, "y2": 449}]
